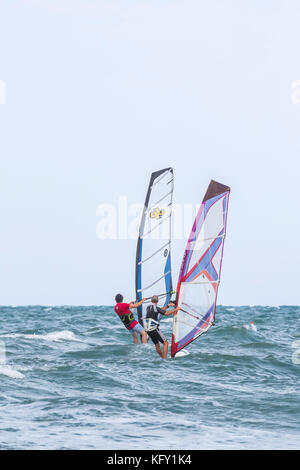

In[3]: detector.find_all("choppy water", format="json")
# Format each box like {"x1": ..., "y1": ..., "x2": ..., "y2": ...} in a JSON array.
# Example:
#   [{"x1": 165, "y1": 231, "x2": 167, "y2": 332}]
[{"x1": 0, "y1": 305, "x2": 299, "y2": 450}]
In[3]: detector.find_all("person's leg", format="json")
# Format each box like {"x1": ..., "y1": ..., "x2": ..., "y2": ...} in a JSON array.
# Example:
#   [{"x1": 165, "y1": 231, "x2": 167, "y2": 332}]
[
  {"x1": 155, "y1": 343, "x2": 163, "y2": 357},
  {"x1": 139, "y1": 319, "x2": 144, "y2": 344},
  {"x1": 132, "y1": 331, "x2": 139, "y2": 344},
  {"x1": 140, "y1": 330, "x2": 147, "y2": 344},
  {"x1": 133, "y1": 323, "x2": 147, "y2": 344},
  {"x1": 150, "y1": 329, "x2": 167, "y2": 358},
  {"x1": 132, "y1": 323, "x2": 147, "y2": 344},
  {"x1": 155, "y1": 329, "x2": 168, "y2": 359},
  {"x1": 162, "y1": 340, "x2": 169, "y2": 359}
]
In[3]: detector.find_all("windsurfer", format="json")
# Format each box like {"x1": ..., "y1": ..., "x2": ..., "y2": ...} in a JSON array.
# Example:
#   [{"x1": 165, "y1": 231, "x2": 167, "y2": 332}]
[
  {"x1": 114, "y1": 294, "x2": 148, "y2": 344},
  {"x1": 145, "y1": 295, "x2": 180, "y2": 359}
]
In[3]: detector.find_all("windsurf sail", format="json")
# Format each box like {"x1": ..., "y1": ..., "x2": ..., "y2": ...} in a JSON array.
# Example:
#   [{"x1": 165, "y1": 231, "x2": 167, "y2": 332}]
[
  {"x1": 171, "y1": 180, "x2": 230, "y2": 357},
  {"x1": 136, "y1": 168, "x2": 174, "y2": 326}
]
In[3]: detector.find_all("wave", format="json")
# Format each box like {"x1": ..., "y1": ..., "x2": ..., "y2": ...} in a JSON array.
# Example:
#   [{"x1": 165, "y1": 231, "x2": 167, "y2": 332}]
[
  {"x1": 0, "y1": 364, "x2": 24, "y2": 379},
  {"x1": 0, "y1": 330, "x2": 81, "y2": 343}
]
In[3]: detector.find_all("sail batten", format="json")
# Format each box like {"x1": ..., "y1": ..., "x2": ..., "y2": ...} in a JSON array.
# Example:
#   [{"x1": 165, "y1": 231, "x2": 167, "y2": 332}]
[
  {"x1": 137, "y1": 271, "x2": 171, "y2": 293},
  {"x1": 147, "y1": 191, "x2": 173, "y2": 212},
  {"x1": 139, "y1": 241, "x2": 171, "y2": 265},
  {"x1": 141, "y1": 214, "x2": 172, "y2": 239},
  {"x1": 171, "y1": 179, "x2": 230, "y2": 357}
]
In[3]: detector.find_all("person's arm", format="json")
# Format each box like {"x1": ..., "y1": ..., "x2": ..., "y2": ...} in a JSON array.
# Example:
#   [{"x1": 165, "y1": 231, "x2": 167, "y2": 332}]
[
  {"x1": 164, "y1": 306, "x2": 181, "y2": 316},
  {"x1": 129, "y1": 298, "x2": 146, "y2": 309},
  {"x1": 160, "y1": 302, "x2": 176, "y2": 312}
]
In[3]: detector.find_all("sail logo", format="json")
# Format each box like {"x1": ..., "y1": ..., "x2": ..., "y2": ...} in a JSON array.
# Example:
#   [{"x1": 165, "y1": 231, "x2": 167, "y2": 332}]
[{"x1": 150, "y1": 208, "x2": 165, "y2": 219}]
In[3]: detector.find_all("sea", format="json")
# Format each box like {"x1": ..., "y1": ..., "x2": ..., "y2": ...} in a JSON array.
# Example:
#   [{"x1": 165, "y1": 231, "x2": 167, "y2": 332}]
[{"x1": 0, "y1": 305, "x2": 299, "y2": 450}]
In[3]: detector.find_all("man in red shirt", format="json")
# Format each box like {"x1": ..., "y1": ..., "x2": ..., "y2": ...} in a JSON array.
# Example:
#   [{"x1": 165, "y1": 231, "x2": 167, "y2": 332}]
[{"x1": 114, "y1": 294, "x2": 147, "y2": 344}]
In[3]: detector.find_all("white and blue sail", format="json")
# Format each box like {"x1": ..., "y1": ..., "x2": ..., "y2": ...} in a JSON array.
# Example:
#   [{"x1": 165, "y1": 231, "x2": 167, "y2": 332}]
[{"x1": 135, "y1": 168, "x2": 174, "y2": 326}]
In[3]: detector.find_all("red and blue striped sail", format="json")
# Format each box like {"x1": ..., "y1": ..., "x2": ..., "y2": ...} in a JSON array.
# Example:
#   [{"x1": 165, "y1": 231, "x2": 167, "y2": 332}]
[{"x1": 171, "y1": 180, "x2": 230, "y2": 357}]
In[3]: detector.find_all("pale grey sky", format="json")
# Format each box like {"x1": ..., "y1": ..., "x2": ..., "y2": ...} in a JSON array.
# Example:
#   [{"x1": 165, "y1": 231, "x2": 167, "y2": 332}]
[{"x1": 0, "y1": 1, "x2": 299, "y2": 305}]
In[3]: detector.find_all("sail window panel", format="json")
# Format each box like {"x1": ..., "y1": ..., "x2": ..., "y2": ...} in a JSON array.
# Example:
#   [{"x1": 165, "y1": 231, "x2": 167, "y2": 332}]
[
  {"x1": 147, "y1": 177, "x2": 173, "y2": 212},
  {"x1": 139, "y1": 250, "x2": 170, "y2": 293},
  {"x1": 210, "y1": 243, "x2": 223, "y2": 278},
  {"x1": 187, "y1": 197, "x2": 225, "y2": 271}
]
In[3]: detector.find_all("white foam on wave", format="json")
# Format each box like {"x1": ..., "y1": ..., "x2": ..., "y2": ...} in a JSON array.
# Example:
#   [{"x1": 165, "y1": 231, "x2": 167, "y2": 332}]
[
  {"x1": 43, "y1": 331, "x2": 80, "y2": 342},
  {"x1": 242, "y1": 323, "x2": 257, "y2": 332},
  {"x1": 0, "y1": 364, "x2": 24, "y2": 379},
  {"x1": 212, "y1": 400, "x2": 224, "y2": 407},
  {"x1": 0, "y1": 330, "x2": 81, "y2": 343},
  {"x1": 233, "y1": 323, "x2": 258, "y2": 332}
]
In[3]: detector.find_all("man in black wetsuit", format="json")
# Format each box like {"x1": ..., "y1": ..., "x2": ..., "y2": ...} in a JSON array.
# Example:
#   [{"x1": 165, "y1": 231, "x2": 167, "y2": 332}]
[{"x1": 145, "y1": 295, "x2": 180, "y2": 359}]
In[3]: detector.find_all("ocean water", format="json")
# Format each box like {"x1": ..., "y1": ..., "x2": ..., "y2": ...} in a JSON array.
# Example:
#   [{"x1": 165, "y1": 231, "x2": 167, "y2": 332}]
[{"x1": 0, "y1": 305, "x2": 299, "y2": 450}]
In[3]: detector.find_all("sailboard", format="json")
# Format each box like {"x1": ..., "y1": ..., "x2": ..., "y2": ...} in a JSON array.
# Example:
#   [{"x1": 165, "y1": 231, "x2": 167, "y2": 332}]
[
  {"x1": 135, "y1": 168, "x2": 174, "y2": 326},
  {"x1": 171, "y1": 180, "x2": 230, "y2": 357}
]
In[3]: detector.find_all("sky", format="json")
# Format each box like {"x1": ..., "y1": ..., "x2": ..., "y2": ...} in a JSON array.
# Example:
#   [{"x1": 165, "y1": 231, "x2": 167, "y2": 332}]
[{"x1": 0, "y1": 0, "x2": 300, "y2": 306}]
